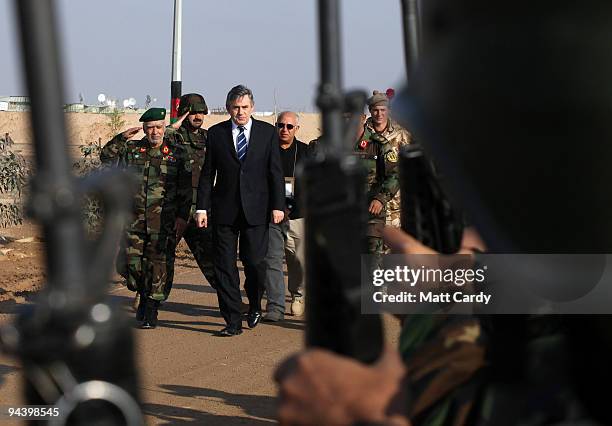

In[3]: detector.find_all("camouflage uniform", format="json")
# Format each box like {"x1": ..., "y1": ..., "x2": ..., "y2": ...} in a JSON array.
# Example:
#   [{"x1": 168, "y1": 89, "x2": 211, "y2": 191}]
[
  {"x1": 164, "y1": 123, "x2": 217, "y2": 293},
  {"x1": 364, "y1": 117, "x2": 412, "y2": 228},
  {"x1": 102, "y1": 134, "x2": 192, "y2": 301},
  {"x1": 353, "y1": 124, "x2": 400, "y2": 254}
]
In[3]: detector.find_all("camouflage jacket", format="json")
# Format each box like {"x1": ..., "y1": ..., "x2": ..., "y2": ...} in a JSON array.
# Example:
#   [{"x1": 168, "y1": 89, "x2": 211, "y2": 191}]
[
  {"x1": 165, "y1": 124, "x2": 208, "y2": 216},
  {"x1": 364, "y1": 117, "x2": 412, "y2": 228},
  {"x1": 353, "y1": 124, "x2": 400, "y2": 225},
  {"x1": 104, "y1": 134, "x2": 192, "y2": 235}
]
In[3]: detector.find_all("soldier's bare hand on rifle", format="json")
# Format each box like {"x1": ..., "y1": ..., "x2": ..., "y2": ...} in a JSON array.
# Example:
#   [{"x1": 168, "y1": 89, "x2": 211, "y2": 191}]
[
  {"x1": 121, "y1": 127, "x2": 141, "y2": 139},
  {"x1": 175, "y1": 218, "x2": 188, "y2": 240},
  {"x1": 271, "y1": 210, "x2": 284, "y2": 224},
  {"x1": 195, "y1": 211, "x2": 207, "y2": 228},
  {"x1": 369, "y1": 199, "x2": 384, "y2": 215},
  {"x1": 274, "y1": 346, "x2": 411, "y2": 426},
  {"x1": 170, "y1": 112, "x2": 189, "y2": 130}
]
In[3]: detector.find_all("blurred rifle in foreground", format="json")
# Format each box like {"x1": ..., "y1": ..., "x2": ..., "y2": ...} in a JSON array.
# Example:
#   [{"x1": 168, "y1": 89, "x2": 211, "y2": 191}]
[
  {"x1": 302, "y1": 0, "x2": 383, "y2": 364},
  {"x1": 0, "y1": 1, "x2": 141, "y2": 424},
  {"x1": 399, "y1": 144, "x2": 463, "y2": 254},
  {"x1": 398, "y1": 0, "x2": 463, "y2": 253}
]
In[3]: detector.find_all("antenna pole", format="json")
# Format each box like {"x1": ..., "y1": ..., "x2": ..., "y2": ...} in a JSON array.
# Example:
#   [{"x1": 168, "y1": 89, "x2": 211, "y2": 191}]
[{"x1": 170, "y1": 0, "x2": 182, "y2": 123}]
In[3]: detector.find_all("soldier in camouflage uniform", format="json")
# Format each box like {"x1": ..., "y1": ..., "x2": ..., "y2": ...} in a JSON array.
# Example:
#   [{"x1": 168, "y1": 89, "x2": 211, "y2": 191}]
[
  {"x1": 363, "y1": 91, "x2": 412, "y2": 229},
  {"x1": 353, "y1": 92, "x2": 401, "y2": 255},
  {"x1": 101, "y1": 108, "x2": 192, "y2": 329},
  {"x1": 164, "y1": 93, "x2": 217, "y2": 296}
]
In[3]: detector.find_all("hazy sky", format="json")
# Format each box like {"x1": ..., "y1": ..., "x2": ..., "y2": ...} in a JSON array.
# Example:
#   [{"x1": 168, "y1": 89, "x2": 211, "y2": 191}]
[{"x1": 0, "y1": 0, "x2": 407, "y2": 111}]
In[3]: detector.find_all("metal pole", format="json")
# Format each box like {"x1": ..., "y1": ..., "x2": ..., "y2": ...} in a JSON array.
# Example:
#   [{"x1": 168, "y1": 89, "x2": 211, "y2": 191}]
[
  {"x1": 400, "y1": 0, "x2": 421, "y2": 81},
  {"x1": 170, "y1": 0, "x2": 183, "y2": 123}
]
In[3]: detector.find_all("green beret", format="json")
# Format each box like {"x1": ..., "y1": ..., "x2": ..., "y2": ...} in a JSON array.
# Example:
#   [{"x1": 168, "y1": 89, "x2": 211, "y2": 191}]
[
  {"x1": 178, "y1": 93, "x2": 208, "y2": 115},
  {"x1": 139, "y1": 107, "x2": 166, "y2": 122},
  {"x1": 367, "y1": 90, "x2": 389, "y2": 108}
]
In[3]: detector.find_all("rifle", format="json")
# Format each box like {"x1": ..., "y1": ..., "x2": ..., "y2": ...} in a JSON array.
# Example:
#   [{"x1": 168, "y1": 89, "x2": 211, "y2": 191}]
[
  {"x1": 397, "y1": 0, "x2": 464, "y2": 254},
  {"x1": 0, "y1": 1, "x2": 142, "y2": 424},
  {"x1": 302, "y1": 0, "x2": 383, "y2": 364},
  {"x1": 399, "y1": 144, "x2": 464, "y2": 254}
]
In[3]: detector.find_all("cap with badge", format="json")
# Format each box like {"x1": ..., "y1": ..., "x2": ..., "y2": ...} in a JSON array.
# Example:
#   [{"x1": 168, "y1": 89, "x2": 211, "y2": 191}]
[
  {"x1": 367, "y1": 90, "x2": 389, "y2": 108},
  {"x1": 178, "y1": 93, "x2": 208, "y2": 115},
  {"x1": 139, "y1": 107, "x2": 166, "y2": 122}
]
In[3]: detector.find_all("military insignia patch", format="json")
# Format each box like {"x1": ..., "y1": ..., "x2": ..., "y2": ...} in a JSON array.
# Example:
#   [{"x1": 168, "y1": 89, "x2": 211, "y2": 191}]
[
  {"x1": 139, "y1": 147, "x2": 146, "y2": 153},
  {"x1": 166, "y1": 156, "x2": 176, "y2": 163},
  {"x1": 386, "y1": 151, "x2": 398, "y2": 163},
  {"x1": 359, "y1": 140, "x2": 369, "y2": 150},
  {"x1": 162, "y1": 146, "x2": 170, "y2": 155}
]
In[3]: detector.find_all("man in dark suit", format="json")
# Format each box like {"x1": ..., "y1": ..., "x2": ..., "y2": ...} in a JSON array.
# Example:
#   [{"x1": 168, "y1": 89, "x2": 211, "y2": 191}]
[{"x1": 196, "y1": 85, "x2": 285, "y2": 336}]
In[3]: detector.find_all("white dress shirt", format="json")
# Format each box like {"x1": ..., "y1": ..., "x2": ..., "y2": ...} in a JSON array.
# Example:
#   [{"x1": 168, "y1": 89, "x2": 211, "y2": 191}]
[{"x1": 231, "y1": 118, "x2": 253, "y2": 152}]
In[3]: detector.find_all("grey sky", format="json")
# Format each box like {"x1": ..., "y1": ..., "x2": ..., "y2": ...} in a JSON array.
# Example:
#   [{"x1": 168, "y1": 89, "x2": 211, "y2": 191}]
[{"x1": 0, "y1": 0, "x2": 406, "y2": 111}]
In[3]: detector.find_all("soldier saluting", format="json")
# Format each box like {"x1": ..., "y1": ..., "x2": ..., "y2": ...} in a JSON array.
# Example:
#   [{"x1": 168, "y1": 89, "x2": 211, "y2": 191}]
[
  {"x1": 164, "y1": 94, "x2": 217, "y2": 298},
  {"x1": 101, "y1": 107, "x2": 192, "y2": 329}
]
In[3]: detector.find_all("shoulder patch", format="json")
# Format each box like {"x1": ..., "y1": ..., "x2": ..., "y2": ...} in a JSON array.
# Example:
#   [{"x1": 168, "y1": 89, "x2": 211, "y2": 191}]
[{"x1": 385, "y1": 151, "x2": 398, "y2": 163}]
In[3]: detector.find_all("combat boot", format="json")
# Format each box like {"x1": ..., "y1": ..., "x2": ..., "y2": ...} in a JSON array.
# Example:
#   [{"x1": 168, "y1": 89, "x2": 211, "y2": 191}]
[{"x1": 140, "y1": 299, "x2": 159, "y2": 329}]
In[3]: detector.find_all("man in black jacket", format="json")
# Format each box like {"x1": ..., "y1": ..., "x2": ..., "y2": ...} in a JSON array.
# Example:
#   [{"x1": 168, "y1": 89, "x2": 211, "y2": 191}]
[
  {"x1": 196, "y1": 85, "x2": 285, "y2": 336},
  {"x1": 263, "y1": 111, "x2": 315, "y2": 322}
]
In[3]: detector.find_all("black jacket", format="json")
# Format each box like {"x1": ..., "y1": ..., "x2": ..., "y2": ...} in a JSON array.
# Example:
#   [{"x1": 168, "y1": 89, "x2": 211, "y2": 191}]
[
  {"x1": 280, "y1": 138, "x2": 316, "y2": 220},
  {"x1": 196, "y1": 118, "x2": 285, "y2": 226}
]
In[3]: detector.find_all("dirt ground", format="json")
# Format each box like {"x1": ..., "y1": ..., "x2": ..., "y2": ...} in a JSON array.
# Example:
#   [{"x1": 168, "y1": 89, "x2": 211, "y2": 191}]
[
  {"x1": 0, "y1": 223, "x2": 45, "y2": 304},
  {"x1": 0, "y1": 222, "x2": 401, "y2": 424}
]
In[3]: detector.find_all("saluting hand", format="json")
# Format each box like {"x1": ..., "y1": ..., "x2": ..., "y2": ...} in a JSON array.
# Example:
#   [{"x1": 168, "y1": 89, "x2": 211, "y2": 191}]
[
  {"x1": 170, "y1": 112, "x2": 189, "y2": 130},
  {"x1": 121, "y1": 127, "x2": 141, "y2": 139},
  {"x1": 271, "y1": 210, "x2": 284, "y2": 224}
]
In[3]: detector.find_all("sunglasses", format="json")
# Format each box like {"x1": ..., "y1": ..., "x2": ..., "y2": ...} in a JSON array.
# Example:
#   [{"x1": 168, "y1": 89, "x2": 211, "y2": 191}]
[{"x1": 276, "y1": 122, "x2": 296, "y2": 130}]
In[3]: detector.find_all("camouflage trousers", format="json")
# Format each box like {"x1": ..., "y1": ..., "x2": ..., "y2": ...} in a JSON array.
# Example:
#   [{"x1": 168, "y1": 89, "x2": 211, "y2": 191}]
[
  {"x1": 367, "y1": 220, "x2": 386, "y2": 253},
  {"x1": 165, "y1": 220, "x2": 217, "y2": 298},
  {"x1": 119, "y1": 231, "x2": 176, "y2": 301}
]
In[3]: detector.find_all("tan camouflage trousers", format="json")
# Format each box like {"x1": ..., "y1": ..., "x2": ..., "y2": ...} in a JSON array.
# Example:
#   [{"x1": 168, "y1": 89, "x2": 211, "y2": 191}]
[{"x1": 122, "y1": 231, "x2": 176, "y2": 301}]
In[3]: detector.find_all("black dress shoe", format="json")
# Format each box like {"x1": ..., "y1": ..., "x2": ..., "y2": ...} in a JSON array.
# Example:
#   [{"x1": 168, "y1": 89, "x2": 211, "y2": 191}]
[
  {"x1": 247, "y1": 311, "x2": 263, "y2": 329},
  {"x1": 216, "y1": 326, "x2": 243, "y2": 337}
]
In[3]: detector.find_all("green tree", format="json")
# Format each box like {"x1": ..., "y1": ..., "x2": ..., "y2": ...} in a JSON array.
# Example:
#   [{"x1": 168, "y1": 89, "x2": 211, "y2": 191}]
[
  {"x1": 106, "y1": 109, "x2": 126, "y2": 138},
  {"x1": 73, "y1": 137, "x2": 103, "y2": 233}
]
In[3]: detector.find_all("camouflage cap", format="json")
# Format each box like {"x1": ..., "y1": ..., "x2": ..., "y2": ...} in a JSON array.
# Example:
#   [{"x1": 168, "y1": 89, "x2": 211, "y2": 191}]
[
  {"x1": 178, "y1": 93, "x2": 208, "y2": 115},
  {"x1": 139, "y1": 107, "x2": 166, "y2": 122},
  {"x1": 367, "y1": 90, "x2": 389, "y2": 108}
]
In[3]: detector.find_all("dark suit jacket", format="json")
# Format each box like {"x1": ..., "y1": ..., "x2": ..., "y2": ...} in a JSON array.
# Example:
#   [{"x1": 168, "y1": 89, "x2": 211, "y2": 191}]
[{"x1": 197, "y1": 118, "x2": 285, "y2": 226}]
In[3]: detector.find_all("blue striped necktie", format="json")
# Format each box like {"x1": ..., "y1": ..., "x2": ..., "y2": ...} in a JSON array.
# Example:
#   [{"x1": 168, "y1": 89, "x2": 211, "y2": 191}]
[{"x1": 236, "y1": 125, "x2": 248, "y2": 161}]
